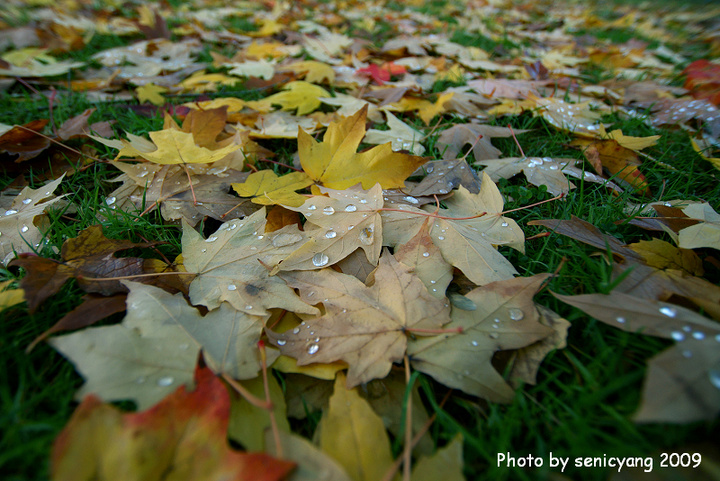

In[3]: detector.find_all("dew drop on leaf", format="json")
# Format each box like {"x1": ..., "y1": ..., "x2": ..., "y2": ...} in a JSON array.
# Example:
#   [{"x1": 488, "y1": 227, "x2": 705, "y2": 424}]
[
  {"x1": 471, "y1": 340, "x2": 478, "y2": 346},
  {"x1": 5, "y1": 209, "x2": 18, "y2": 215},
  {"x1": 245, "y1": 305, "x2": 253, "y2": 310},
  {"x1": 501, "y1": 221, "x2": 509, "y2": 227},
  {"x1": 277, "y1": 339, "x2": 287, "y2": 346},
  {"x1": 659, "y1": 306, "x2": 677, "y2": 317},
  {"x1": 307, "y1": 204, "x2": 316, "y2": 210},
  {"x1": 422, "y1": 252, "x2": 429, "y2": 257},
  {"x1": 307, "y1": 344, "x2": 319, "y2": 355},
  {"x1": 292, "y1": 327, "x2": 300, "y2": 334},
  {"x1": 671, "y1": 331, "x2": 685, "y2": 341},
  {"x1": 157, "y1": 376, "x2": 174, "y2": 386},
  {"x1": 323, "y1": 206, "x2": 335, "y2": 215},
  {"x1": 22, "y1": 198, "x2": 32, "y2": 204},
  {"x1": 228, "y1": 284, "x2": 237, "y2": 291},
  {"x1": 709, "y1": 370, "x2": 720, "y2": 389},
  {"x1": 105, "y1": 196, "x2": 116, "y2": 206},
  {"x1": 325, "y1": 230, "x2": 337, "y2": 239},
  {"x1": 359, "y1": 226, "x2": 374, "y2": 245},
  {"x1": 21, "y1": 225, "x2": 29, "y2": 233},
  {"x1": 692, "y1": 331, "x2": 705, "y2": 340},
  {"x1": 345, "y1": 204, "x2": 357, "y2": 212},
  {"x1": 206, "y1": 236, "x2": 218, "y2": 243},
  {"x1": 312, "y1": 252, "x2": 329, "y2": 267},
  {"x1": 616, "y1": 317, "x2": 626, "y2": 324},
  {"x1": 508, "y1": 308, "x2": 524, "y2": 320}
]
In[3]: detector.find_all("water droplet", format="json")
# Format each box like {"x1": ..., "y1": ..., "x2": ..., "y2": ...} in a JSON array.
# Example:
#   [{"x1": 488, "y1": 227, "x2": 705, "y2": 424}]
[
  {"x1": 201, "y1": 248, "x2": 207, "y2": 253},
  {"x1": 671, "y1": 331, "x2": 685, "y2": 341},
  {"x1": 549, "y1": 164, "x2": 559, "y2": 170},
  {"x1": 692, "y1": 331, "x2": 705, "y2": 340},
  {"x1": 709, "y1": 369, "x2": 720, "y2": 389},
  {"x1": 508, "y1": 308, "x2": 524, "y2": 321},
  {"x1": 616, "y1": 317, "x2": 626, "y2": 324},
  {"x1": 292, "y1": 327, "x2": 300, "y2": 334},
  {"x1": 347, "y1": 225, "x2": 355, "y2": 230},
  {"x1": 307, "y1": 204, "x2": 316, "y2": 210},
  {"x1": 659, "y1": 306, "x2": 677, "y2": 317},
  {"x1": 501, "y1": 221, "x2": 509, "y2": 227},
  {"x1": 157, "y1": 376, "x2": 174, "y2": 386},
  {"x1": 314, "y1": 337, "x2": 320, "y2": 342},
  {"x1": 105, "y1": 196, "x2": 116, "y2": 206},
  {"x1": 345, "y1": 204, "x2": 357, "y2": 212},
  {"x1": 359, "y1": 226, "x2": 374, "y2": 245},
  {"x1": 206, "y1": 236, "x2": 218, "y2": 243},
  {"x1": 325, "y1": 230, "x2": 337, "y2": 239},
  {"x1": 312, "y1": 252, "x2": 329, "y2": 267},
  {"x1": 489, "y1": 332, "x2": 499, "y2": 339},
  {"x1": 307, "y1": 344, "x2": 319, "y2": 355},
  {"x1": 430, "y1": 280, "x2": 436, "y2": 284},
  {"x1": 22, "y1": 198, "x2": 32, "y2": 204},
  {"x1": 682, "y1": 350, "x2": 693, "y2": 358},
  {"x1": 683, "y1": 325, "x2": 692, "y2": 332},
  {"x1": 323, "y1": 206, "x2": 335, "y2": 215},
  {"x1": 438, "y1": 188, "x2": 448, "y2": 194},
  {"x1": 360, "y1": 199, "x2": 368, "y2": 204},
  {"x1": 5, "y1": 209, "x2": 18, "y2": 215},
  {"x1": 403, "y1": 196, "x2": 419, "y2": 204},
  {"x1": 471, "y1": 340, "x2": 478, "y2": 346},
  {"x1": 663, "y1": 202, "x2": 672, "y2": 207},
  {"x1": 136, "y1": 376, "x2": 146, "y2": 384},
  {"x1": 437, "y1": 235, "x2": 445, "y2": 240},
  {"x1": 257, "y1": 235, "x2": 264, "y2": 240},
  {"x1": 277, "y1": 339, "x2": 287, "y2": 346},
  {"x1": 422, "y1": 252, "x2": 430, "y2": 257},
  {"x1": 245, "y1": 305, "x2": 253, "y2": 310},
  {"x1": 228, "y1": 284, "x2": 237, "y2": 291},
  {"x1": 20, "y1": 225, "x2": 29, "y2": 233}
]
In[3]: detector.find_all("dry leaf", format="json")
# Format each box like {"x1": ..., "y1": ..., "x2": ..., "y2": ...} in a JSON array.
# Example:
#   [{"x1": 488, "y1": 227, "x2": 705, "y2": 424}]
[
  {"x1": 267, "y1": 251, "x2": 451, "y2": 387},
  {"x1": 436, "y1": 122, "x2": 529, "y2": 163}
]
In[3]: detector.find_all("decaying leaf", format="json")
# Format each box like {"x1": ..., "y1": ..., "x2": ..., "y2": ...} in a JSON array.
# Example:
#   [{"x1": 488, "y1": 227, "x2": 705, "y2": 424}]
[
  {"x1": 267, "y1": 251, "x2": 451, "y2": 387},
  {"x1": 51, "y1": 367, "x2": 295, "y2": 481}
]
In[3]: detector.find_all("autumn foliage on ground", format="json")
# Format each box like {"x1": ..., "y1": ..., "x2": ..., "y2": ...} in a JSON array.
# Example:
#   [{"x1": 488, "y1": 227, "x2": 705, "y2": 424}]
[{"x1": 1, "y1": 0, "x2": 719, "y2": 479}]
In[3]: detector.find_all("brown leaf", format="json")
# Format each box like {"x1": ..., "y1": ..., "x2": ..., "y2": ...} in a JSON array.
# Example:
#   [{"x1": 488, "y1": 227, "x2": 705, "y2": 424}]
[
  {"x1": 27, "y1": 294, "x2": 127, "y2": 352},
  {"x1": 436, "y1": 122, "x2": 529, "y2": 162},
  {"x1": 56, "y1": 109, "x2": 96, "y2": 141},
  {"x1": 409, "y1": 159, "x2": 482, "y2": 196},
  {"x1": 554, "y1": 292, "x2": 720, "y2": 423},
  {"x1": 180, "y1": 107, "x2": 228, "y2": 149},
  {"x1": 0, "y1": 119, "x2": 51, "y2": 162},
  {"x1": 267, "y1": 251, "x2": 451, "y2": 388}
]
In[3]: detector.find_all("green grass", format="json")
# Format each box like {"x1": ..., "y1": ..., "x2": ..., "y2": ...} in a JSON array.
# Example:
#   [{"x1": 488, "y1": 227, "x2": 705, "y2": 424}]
[{"x1": 1, "y1": 0, "x2": 719, "y2": 480}]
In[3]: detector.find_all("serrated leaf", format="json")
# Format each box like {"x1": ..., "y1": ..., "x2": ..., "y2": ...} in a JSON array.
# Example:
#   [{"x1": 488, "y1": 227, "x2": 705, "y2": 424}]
[
  {"x1": 233, "y1": 170, "x2": 313, "y2": 207},
  {"x1": 115, "y1": 128, "x2": 241, "y2": 165}
]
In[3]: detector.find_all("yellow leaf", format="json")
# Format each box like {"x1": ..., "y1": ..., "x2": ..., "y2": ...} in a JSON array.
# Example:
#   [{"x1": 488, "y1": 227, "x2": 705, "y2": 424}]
[
  {"x1": 280, "y1": 60, "x2": 336, "y2": 84},
  {"x1": 411, "y1": 434, "x2": 465, "y2": 481},
  {"x1": 605, "y1": 129, "x2": 660, "y2": 151},
  {"x1": 299, "y1": 106, "x2": 426, "y2": 190},
  {"x1": 245, "y1": 40, "x2": 289, "y2": 60},
  {"x1": 628, "y1": 239, "x2": 704, "y2": 276},
  {"x1": 319, "y1": 373, "x2": 393, "y2": 481},
  {"x1": 0, "y1": 281, "x2": 24, "y2": 312},
  {"x1": 251, "y1": 81, "x2": 330, "y2": 116},
  {"x1": 271, "y1": 355, "x2": 347, "y2": 380},
  {"x1": 179, "y1": 71, "x2": 241, "y2": 93},
  {"x1": 417, "y1": 92, "x2": 454, "y2": 124},
  {"x1": 232, "y1": 170, "x2": 313, "y2": 207},
  {"x1": 691, "y1": 138, "x2": 720, "y2": 171},
  {"x1": 183, "y1": 97, "x2": 246, "y2": 114},
  {"x1": 135, "y1": 83, "x2": 168, "y2": 106},
  {"x1": 116, "y1": 129, "x2": 241, "y2": 165}
]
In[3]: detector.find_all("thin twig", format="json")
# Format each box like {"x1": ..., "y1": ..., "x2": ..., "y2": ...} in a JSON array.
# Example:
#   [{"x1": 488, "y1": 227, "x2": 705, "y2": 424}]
[{"x1": 258, "y1": 341, "x2": 283, "y2": 459}]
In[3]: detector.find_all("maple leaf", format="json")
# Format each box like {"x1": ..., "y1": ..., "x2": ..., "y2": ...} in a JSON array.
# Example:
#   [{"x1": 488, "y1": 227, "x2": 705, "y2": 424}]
[
  {"x1": 273, "y1": 184, "x2": 383, "y2": 272},
  {"x1": 0, "y1": 280, "x2": 24, "y2": 312},
  {"x1": 51, "y1": 367, "x2": 295, "y2": 481},
  {"x1": 317, "y1": 373, "x2": 394, "y2": 481},
  {"x1": 410, "y1": 158, "x2": 482, "y2": 196},
  {"x1": 395, "y1": 219, "x2": 453, "y2": 299},
  {"x1": 299, "y1": 105, "x2": 425, "y2": 190},
  {"x1": 571, "y1": 137, "x2": 650, "y2": 194},
  {"x1": 356, "y1": 62, "x2": 406, "y2": 85},
  {"x1": 676, "y1": 203, "x2": 720, "y2": 250},
  {"x1": 232, "y1": 170, "x2": 313, "y2": 207},
  {"x1": 112, "y1": 128, "x2": 241, "y2": 165},
  {"x1": 383, "y1": 174, "x2": 524, "y2": 286},
  {"x1": 135, "y1": 83, "x2": 168, "y2": 105},
  {"x1": 0, "y1": 175, "x2": 65, "y2": 265},
  {"x1": 364, "y1": 111, "x2": 426, "y2": 155},
  {"x1": 436, "y1": 123, "x2": 530, "y2": 163},
  {"x1": 267, "y1": 251, "x2": 451, "y2": 387},
  {"x1": 183, "y1": 208, "x2": 319, "y2": 316},
  {"x1": 250, "y1": 81, "x2": 330, "y2": 116},
  {"x1": 530, "y1": 94, "x2": 603, "y2": 133},
  {"x1": 554, "y1": 292, "x2": 720, "y2": 422},
  {"x1": 475, "y1": 156, "x2": 575, "y2": 196},
  {"x1": 408, "y1": 274, "x2": 554, "y2": 402},
  {"x1": 278, "y1": 60, "x2": 336, "y2": 84}
]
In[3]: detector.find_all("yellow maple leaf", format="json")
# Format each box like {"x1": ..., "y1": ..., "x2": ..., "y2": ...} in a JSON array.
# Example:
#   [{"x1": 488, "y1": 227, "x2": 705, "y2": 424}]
[
  {"x1": 299, "y1": 106, "x2": 426, "y2": 190},
  {"x1": 279, "y1": 60, "x2": 335, "y2": 84},
  {"x1": 116, "y1": 129, "x2": 241, "y2": 165},
  {"x1": 245, "y1": 41, "x2": 288, "y2": 60},
  {"x1": 135, "y1": 83, "x2": 168, "y2": 106},
  {"x1": 418, "y1": 92, "x2": 455, "y2": 124},
  {"x1": 232, "y1": 170, "x2": 313, "y2": 207},
  {"x1": 179, "y1": 71, "x2": 241, "y2": 93},
  {"x1": 249, "y1": 81, "x2": 330, "y2": 116}
]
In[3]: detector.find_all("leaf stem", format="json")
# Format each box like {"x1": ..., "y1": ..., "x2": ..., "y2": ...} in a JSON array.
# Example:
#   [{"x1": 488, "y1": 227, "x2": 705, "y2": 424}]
[
  {"x1": 500, "y1": 193, "x2": 564, "y2": 215},
  {"x1": 403, "y1": 356, "x2": 412, "y2": 481},
  {"x1": 221, "y1": 373, "x2": 273, "y2": 410},
  {"x1": 258, "y1": 340, "x2": 283, "y2": 459},
  {"x1": 76, "y1": 271, "x2": 196, "y2": 282}
]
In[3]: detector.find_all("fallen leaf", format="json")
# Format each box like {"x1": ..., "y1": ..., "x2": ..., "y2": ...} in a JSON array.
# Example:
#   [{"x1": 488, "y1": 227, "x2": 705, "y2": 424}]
[
  {"x1": 273, "y1": 184, "x2": 383, "y2": 272},
  {"x1": 135, "y1": 83, "x2": 168, "y2": 105},
  {"x1": 395, "y1": 219, "x2": 453, "y2": 299},
  {"x1": 299, "y1": 105, "x2": 426, "y2": 190},
  {"x1": 411, "y1": 434, "x2": 465, "y2": 481},
  {"x1": 409, "y1": 274, "x2": 554, "y2": 402},
  {"x1": 183, "y1": 208, "x2": 319, "y2": 316},
  {"x1": 228, "y1": 375, "x2": 290, "y2": 451},
  {"x1": 318, "y1": 373, "x2": 394, "y2": 481},
  {"x1": 278, "y1": 60, "x2": 336, "y2": 84},
  {"x1": 0, "y1": 280, "x2": 24, "y2": 312},
  {"x1": 410, "y1": 159, "x2": 482, "y2": 196},
  {"x1": 251, "y1": 81, "x2": 330, "y2": 116},
  {"x1": 475, "y1": 156, "x2": 575, "y2": 196},
  {"x1": 267, "y1": 251, "x2": 451, "y2": 387},
  {"x1": 571, "y1": 137, "x2": 650, "y2": 194},
  {"x1": 232, "y1": 170, "x2": 313, "y2": 207},
  {"x1": 628, "y1": 238, "x2": 704, "y2": 276},
  {"x1": 0, "y1": 175, "x2": 65, "y2": 265},
  {"x1": 677, "y1": 203, "x2": 720, "y2": 250},
  {"x1": 0, "y1": 119, "x2": 51, "y2": 162},
  {"x1": 383, "y1": 175, "x2": 524, "y2": 285},
  {"x1": 265, "y1": 430, "x2": 352, "y2": 481},
  {"x1": 114, "y1": 128, "x2": 241, "y2": 165},
  {"x1": 364, "y1": 111, "x2": 426, "y2": 155},
  {"x1": 51, "y1": 367, "x2": 295, "y2": 481},
  {"x1": 554, "y1": 292, "x2": 720, "y2": 422},
  {"x1": 436, "y1": 122, "x2": 530, "y2": 163}
]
